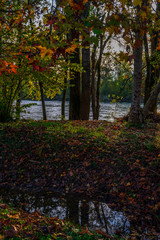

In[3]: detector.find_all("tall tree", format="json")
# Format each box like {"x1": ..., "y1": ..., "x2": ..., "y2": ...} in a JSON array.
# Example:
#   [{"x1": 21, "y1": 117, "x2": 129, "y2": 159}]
[
  {"x1": 144, "y1": 1, "x2": 160, "y2": 113},
  {"x1": 128, "y1": 2, "x2": 144, "y2": 123},
  {"x1": 81, "y1": 2, "x2": 91, "y2": 120},
  {"x1": 69, "y1": 29, "x2": 81, "y2": 120}
]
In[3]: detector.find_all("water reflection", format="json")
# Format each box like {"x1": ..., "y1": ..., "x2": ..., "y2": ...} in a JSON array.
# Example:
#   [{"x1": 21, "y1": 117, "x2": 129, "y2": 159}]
[
  {"x1": 20, "y1": 100, "x2": 160, "y2": 121},
  {"x1": 20, "y1": 100, "x2": 132, "y2": 121},
  {"x1": 0, "y1": 189, "x2": 130, "y2": 236}
]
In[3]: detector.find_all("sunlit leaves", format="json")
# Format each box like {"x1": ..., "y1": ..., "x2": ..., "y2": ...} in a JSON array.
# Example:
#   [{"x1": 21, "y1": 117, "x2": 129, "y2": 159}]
[
  {"x1": 37, "y1": 46, "x2": 54, "y2": 59},
  {"x1": 0, "y1": 61, "x2": 18, "y2": 75},
  {"x1": 133, "y1": 0, "x2": 142, "y2": 7},
  {"x1": 65, "y1": 44, "x2": 77, "y2": 54}
]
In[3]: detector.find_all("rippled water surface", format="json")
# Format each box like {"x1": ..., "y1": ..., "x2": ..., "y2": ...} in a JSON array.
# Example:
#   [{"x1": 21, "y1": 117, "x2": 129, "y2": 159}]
[
  {"x1": 20, "y1": 100, "x2": 160, "y2": 121},
  {"x1": 21, "y1": 100, "x2": 132, "y2": 121}
]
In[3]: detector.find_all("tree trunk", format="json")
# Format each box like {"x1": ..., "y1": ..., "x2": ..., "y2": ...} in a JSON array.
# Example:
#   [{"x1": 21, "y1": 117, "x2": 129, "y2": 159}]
[
  {"x1": 66, "y1": 197, "x2": 79, "y2": 225},
  {"x1": 81, "y1": 2, "x2": 90, "y2": 120},
  {"x1": 129, "y1": 38, "x2": 143, "y2": 123},
  {"x1": 69, "y1": 30, "x2": 81, "y2": 120},
  {"x1": 143, "y1": 80, "x2": 160, "y2": 117},
  {"x1": 61, "y1": 77, "x2": 67, "y2": 120},
  {"x1": 144, "y1": 1, "x2": 160, "y2": 112},
  {"x1": 81, "y1": 201, "x2": 89, "y2": 226},
  {"x1": 81, "y1": 39, "x2": 90, "y2": 120},
  {"x1": 128, "y1": 5, "x2": 144, "y2": 123},
  {"x1": 144, "y1": 33, "x2": 151, "y2": 105},
  {"x1": 69, "y1": 29, "x2": 81, "y2": 120},
  {"x1": 16, "y1": 91, "x2": 21, "y2": 120},
  {"x1": 91, "y1": 44, "x2": 97, "y2": 119},
  {"x1": 95, "y1": 34, "x2": 103, "y2": 120},
  {"x1": 39, "y1": 81, "x2": 47, "y2": 120}
]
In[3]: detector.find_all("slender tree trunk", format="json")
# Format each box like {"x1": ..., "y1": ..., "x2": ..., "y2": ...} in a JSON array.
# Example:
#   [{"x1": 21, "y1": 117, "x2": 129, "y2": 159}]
[
  {"x1": 149, "y1": 2, "x2": 160, "y2": 113},
  {"x1": 95, "y1": 60, "x2": 100, "y2": 120},
  {"x1": 144, "y1": 33, "x2": 151, "y2": 105},
  {"x1": 61, "y1": 77, "x2": 67, "y2": 120},
  {"x1": 129, "y1": 38, "x2": 143, "y2": 123},
  {"x1": 66, "y1": 197, "x2": 79, "y2": 225},
  {"x1": 39, "y1": 81, "x2": 47, "y2": 120},
  {"x1": 91, "y1": 44, "x2": 97, "y2": 119},
  {"x1": 81, "y1": 201, "x2": 89, "y2": 226},
  {"x1": 16, "y1": 91, "x2": 21, "y2": 120},
  {"x1": 81, "y1": 2, "x2": 90, "y2": 120},
  {"x1": 144, "y1": 1, "x2": 160, "y2": 113},
  {"x1": 129, "y1": 5, "x2": 144, "y2": 123},
  {"x1": 69, "y1": 30, "x2": 81, "y2": 120},
  {"x1": 143, "y1": 80, "x2": 160, "y2": 117},
  {"x1": 95, "y1": 34, "x2": 103, "y2": 120},
  {"x1": 81, "y1": 42, "x2": 90, "y2": 120}
]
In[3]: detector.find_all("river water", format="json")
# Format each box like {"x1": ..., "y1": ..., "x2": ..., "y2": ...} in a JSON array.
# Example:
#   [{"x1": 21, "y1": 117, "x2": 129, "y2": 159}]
[
  {"x1": 21, "y1": 100, "x2": 132, "y2": 121},
  {"x1": 20, "y1": 100, "x2": 160, "y2": 121}
]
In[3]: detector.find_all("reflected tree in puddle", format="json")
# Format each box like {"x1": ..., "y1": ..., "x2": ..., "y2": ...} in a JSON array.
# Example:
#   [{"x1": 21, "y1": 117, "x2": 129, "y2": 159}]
[
  {"x1": 0, "y1": 190, "x2": 130, "y2": 237},
  {"x1": 66, "y1": 197, "x2": 79, "y2": 225}
]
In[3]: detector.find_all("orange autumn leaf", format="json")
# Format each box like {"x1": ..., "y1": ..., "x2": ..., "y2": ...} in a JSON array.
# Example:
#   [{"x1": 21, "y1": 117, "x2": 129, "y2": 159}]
[
  {"x1": 157, "y1": 44, "x2": 160, "y2": 50},
  {"x1": 65, "y1": 44, "x2": 77, "y2": 54},
  {"x1": 80, "y1": 227, "x2": 93, "y2": 236},
  {"x1": 83, "y1": 0, "x2": 88, "y2": 4}
]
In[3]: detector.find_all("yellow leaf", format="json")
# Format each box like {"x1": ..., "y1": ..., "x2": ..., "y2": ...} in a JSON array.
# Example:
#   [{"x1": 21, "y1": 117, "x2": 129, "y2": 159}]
[
  {"x1": 126, "y1": 182, "x2": 131, "y2": 186},
  {"x1": 37, "y1": 46, "x2": 53, "y2": 59},
  {"x1": 114, "y1": 14, "x2": 119, "y2": 20},
  {"x1": 133, "y1": 0, "x2": 142, "y2": 7}
]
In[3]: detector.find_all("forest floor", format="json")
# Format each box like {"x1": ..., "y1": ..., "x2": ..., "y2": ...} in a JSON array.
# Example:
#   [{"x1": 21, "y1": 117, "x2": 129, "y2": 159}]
[{"x1": 0, "y1": 118, "x2": 160, "y2": 239}]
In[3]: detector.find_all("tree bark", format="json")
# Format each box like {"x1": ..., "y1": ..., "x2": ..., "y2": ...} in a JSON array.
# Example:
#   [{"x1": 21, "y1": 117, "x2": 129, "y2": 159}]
[
  {"x1": 129, "y1": 37, "x2": 143, "y2": 123},
  {"x1": 144, "y1": 33, "x2": 151, "y2": 105},
  {"x1": 81, "y1": 41, "x2": 90, "y2": 120},
  {"x1": 61, "y1": 77, "x2": 67, "y2": 120},
  {"x1": 39, "y1": 81, "x2": 47, "y2": 120},
  {"x1": 91, "y1": 44, "x2": 97, "y2": 119},
  {"x1": 95, "y1": 34, "x2": 103, "y2": 120},
  {"x1": 66, "y1": 197, "x2": 79, "y2": 225},
  {"x1": 81, "y1": 201, "x2": 89, "y2": 226},
  {"x1": 144, "y1": 1, "x2": 160, "y2": 112},
  {"x1": 69, "y1": 30, "x2": 81, "y2": 120},
  {"x1": 81, "y1": 2, "x2": 91, "y2": 120},
  {"x1": 143, "y1": 80, "x2": 160, "y2": 117},
  {"x1": 128, "y1": 5, "x2": 144, "y2": 123},
  {"x1": 16, "y1": 91, "x2": 21, "y2": 120}
]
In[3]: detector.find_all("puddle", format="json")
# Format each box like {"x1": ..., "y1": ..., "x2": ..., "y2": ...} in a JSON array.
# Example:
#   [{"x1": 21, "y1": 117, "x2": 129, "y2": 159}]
[
  {"x1": 0, "y1": 189, "x2": 130, "y2": 237},
  {"x1": 0, "y1": 189, "x2": 159, "y2": 239}
]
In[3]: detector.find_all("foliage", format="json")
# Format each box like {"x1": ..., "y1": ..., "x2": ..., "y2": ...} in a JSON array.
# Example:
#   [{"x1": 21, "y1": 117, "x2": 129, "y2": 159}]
[
  {"x1": 0, "y1": 0, "x2": 84, "y2": 121},
  {"x1": 1, "y1": 0, "x2": 160, "y2": 122},
  {"x1": 100, "y1": 63, "x2": 133, "y2": 102}
]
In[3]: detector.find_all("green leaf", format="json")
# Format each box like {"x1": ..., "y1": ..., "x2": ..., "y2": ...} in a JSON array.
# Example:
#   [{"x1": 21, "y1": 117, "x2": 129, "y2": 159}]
[{"x1": 93, "y1": 28, "x2": 103, "y2": 35}]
